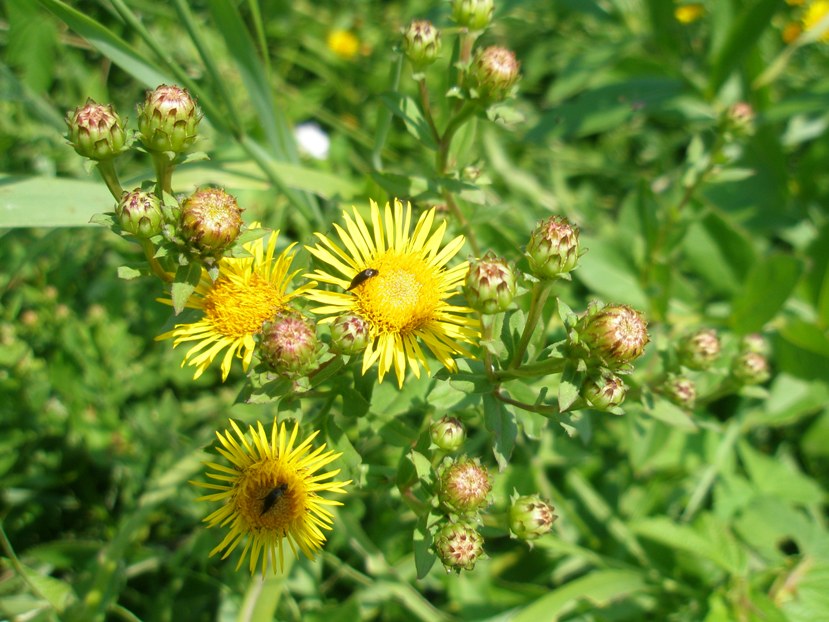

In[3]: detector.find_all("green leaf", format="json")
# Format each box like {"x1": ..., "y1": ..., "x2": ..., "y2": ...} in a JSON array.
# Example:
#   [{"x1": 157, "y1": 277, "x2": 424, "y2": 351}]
[
  {"x1": 682, "y1": 211, "x2": 756, "y2": 295},
  {"x1": 707, "y1": 0, "x2": 779, "y2": 95},
  {"x1": 171, "y1": 262, "x2": 202, "y2": 314},
  {"x1": 37, "y1": 0, "x2": 173, "y2": 87},
  {"x1": 413, "y1": 515, "x2": 437, "y2": 580},
  {"x1": 0, "y1": 175, "x2": 113, "y2": 228},
  {"x1": 483, "y1": 393, "x2": 517, "y2": 471},
  {"x1": 642, "y1": 394, "x2": 697, "y2": 431},
  {"x1": 730, "y1": 254, "x2": 803, "y2": 334},
  {"x1": 380, "y1": 93, "x2": 439, "y2": 150},
  {"x1": 20, "y1": 564, "x2": 76, "y2": 612},
  {"x1": 558, "y1": 363, "x2": 581, "y2": 412},
  {"x1": 575, "y1": 235, "x2": 648, "y2": 308},
  {"x1": 511, "y1": 569, "x2": 649, "y2": 622}
]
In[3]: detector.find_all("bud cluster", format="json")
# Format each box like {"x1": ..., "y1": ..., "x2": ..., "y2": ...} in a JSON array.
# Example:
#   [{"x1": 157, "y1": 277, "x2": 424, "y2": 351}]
[
  {"x1": 403, "y1": 20, "x2": 441, "y2": 72},
  {"x1": 526, "y1": 216, "x2": 581, "y2": 280},
  {"x1": 463, "y1": 252, "x2": 516, "y2": 314},
  {"x1": 137, "y1": 84, "x2": 202, "y2": 154},
  {"x1": 180, "y1": 187, "x2": 244, "y2": 256},
  {"x1": 66, "y1": 100, "x2": 130, "y2": 161},
  {"x1": 259, "y1": 311, "x2": 318, "y2": 377},
  {"x1": 577, "y1": 303, "x2": 649, "y2": 369}
]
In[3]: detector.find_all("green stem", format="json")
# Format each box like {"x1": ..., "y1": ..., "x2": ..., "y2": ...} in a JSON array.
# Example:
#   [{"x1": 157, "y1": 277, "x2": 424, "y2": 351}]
[
  {"x1": 150, "y1": 152, "x2": 174, "y2": 197},
  {"x1": 496, "y1": 356, "x2": 566, "y2": 381},
  {"x1": 508, "y1": 281, "x2": 554, "y2": 369},
  {"x1": 481, "y1": 314, "x2": 496, "y2": 381},
  {"x1": 437, "y1": 101, "x2": 477, "y2": 174},
  {"x1": 96, "y1": 159, "x2": 124, "y2": 200},
  {"x1": 139, "y1": 238, "x2": 173, "y2": 283},
  {"x1": 417, "y1": 78, "x2": 441, "y2": 145},
  {"x1": 494, "y1": 390, "x2": 560, "y2": 418},
  {"x1": 442, "y1": 190, "x2": 480, "y2": 256}
]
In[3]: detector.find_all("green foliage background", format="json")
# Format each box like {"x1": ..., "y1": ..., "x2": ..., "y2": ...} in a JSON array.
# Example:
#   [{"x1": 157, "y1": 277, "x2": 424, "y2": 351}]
[{"x1": 2, "y1": 0, "x2": 829, "y2": 620}]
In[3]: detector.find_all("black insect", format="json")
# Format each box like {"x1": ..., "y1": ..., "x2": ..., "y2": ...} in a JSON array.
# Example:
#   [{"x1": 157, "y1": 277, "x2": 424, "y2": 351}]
[
  {"x1": 260, "y1": 483, "x2": 288, "y2": 516},
  {"x1": 347, "y1": 268, "x2": 379, "y2": 291}
]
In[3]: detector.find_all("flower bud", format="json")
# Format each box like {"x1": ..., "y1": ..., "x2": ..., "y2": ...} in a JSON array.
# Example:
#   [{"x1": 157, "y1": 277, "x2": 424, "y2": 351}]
[
  {"x1": 579, "y1": 304, "x2": 649, "y2": 368},
  {"x1": 463, "y1": 252, "x2": 516, "y2": 314},
  {"x1": 469, "y1": 46, "x2": 520, "y2": 101},
  {"x1": 403, "y1": 20, "x2": 441, "y2": 71},
  {"x1": 732, "y1": 351, "x2": 771, "y2": 385},
  {"x1": 137, "y1": 84, "x2": 201, "y2": 154},
  {"x1": 509, "y1": 494, "x2": 557, "y2": 541},
  {"x1": 437, "y1": 457, "x2": 491, "y2": 515},
  {"x1": 116, "y1": 189, "x2": 164, "y2": 238},
  {"x1": 259, "y1": 311, "x2": 318, "y2": 376},
  {"x1": 739, "y1": 333, "x2": 769, "y2": 356},
  {"x1": 451, "y1": 0, "x2": 494, "y2": 31},
  {"x1": 329, "y1": 314, "x2": 370, "y2": 356},
  {"x1": 580, "y1": 370, "x2": 627, "y2": 410},
  {"x1": 525, "y1": 215, "x2": 580, "y2": 279},
  {"x1": 722, "y1": 102, "x2": 755, "y2": 139},
  {"x1": 430, "y1": 417, "x2": 466, "y2": 452},
  {"x1": 663, "y1": 376, "x2": 697, "y2": 410},
  {"x1": 678, "y1": 328, "x2": 721, "y2": 371},
  {"x1": 434, "y1": 521, "x2": 485, "y2": 572},
  {"x1": 65, "y1": 99, "x2": 129, "y2": 161},
  {"x1": 180, "y1": 188, "x2": 243, "y2": 254}
]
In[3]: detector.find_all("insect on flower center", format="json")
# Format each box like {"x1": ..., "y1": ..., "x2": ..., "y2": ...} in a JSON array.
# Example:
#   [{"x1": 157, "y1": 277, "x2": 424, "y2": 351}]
[
  {"x1": 203, "y1": 274, "x2": 284, "y2": 338},
  {"x1": 235, "y1": 461, "x2": 307, "y2": 533},
  {"x1": 356, "y1": 255, "x2": 442, "y2": 334}
]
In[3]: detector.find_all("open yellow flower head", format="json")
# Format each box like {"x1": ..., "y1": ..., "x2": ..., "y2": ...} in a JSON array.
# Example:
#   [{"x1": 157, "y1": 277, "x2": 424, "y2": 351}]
[
  {"x1": 674, "y1": 3, "x2": 704, "y2": 24},
  {"x1": 305, "y1": 199, "x2": 480, "y2": 387},
  {"x1": 192, "y1": 419, "x2": 350, "y2": 575},
  {"x1": 157, "y1": 227, "x2": 315, "y2": 381},
  {"x1": 327, "y1": 29, "x2": 360, "y2": 60},
  {"x1": 804, "y1": 1, "x2": 829, "y2": 42}
]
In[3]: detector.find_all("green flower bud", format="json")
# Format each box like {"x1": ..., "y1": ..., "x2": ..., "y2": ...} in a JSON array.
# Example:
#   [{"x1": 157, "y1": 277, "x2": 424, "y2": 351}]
[
  {"x1": 259, "y1": 311, "x2": 318, "y2": 376},
  {"x1": 722, "y1": 102, "x2": 755, "y2": 140},
  {"x1": 434, "y1": 521, "x2": 485, "y2": 571},
  {"x1": 463, "y1": 252, "x2": 516, "y2": 314},
  {"x1": 739, "y1": 333, "x2": 769, "y2": 356},
  {"x1": 116, "y1": 189, "x2": 164, "y2": 238},
  {"x1": 437, "y1": 457, "x2": 491, "y2": 515},
  {"x1": 525, "y1": 215, "x2": 580, "y2": 279},
  {"x1": 470, "y1": 46, "x2": 520, "y2": 101},
  {"x1": 180, "y1": 188, "x2": 244, "y2": 254},
  {"x1": 509, "y1": 494, "x2": 557, "y2": 541},
  {"x1": 403, "y1": 20, "x2": 441, "y2": 71},
  {"x1": 732, "y1": 351, "x2": 771, "y2": 385},
  {"x1": 579, "y1": 304, "x2": 649, "y2": 368},
  {"x1": 137, "y1": 84, "x2": 202, "y2": 154},
  {"x1": 430, "y1": 416, "x2": 466, "y2": 452},
  {"x1": 451, "y1": 0, "x2": 494, "y2": 31},
  {"x1": 678, "y1": 328, "x2": 721, "y2": 371},
  {"x1": 663, "y1": 375, "x2": 697, "y2": 410},
  {"x1": 581, "y1": 370, "x2": 627, "y2": 410},
  {"x1": 65, "y1": 99, "x2": 129, "y2": 161},
  {"x1": 329, "y1": 314, "x2": 370, "y2": 355}
]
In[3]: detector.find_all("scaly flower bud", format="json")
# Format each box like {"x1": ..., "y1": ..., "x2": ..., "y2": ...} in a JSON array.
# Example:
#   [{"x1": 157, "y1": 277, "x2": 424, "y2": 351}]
[
  {"x1": 259, "y1": 311, "x2": 318, "y2": 376},
  {"x1": 116, "y1": 189, "x2": 164, "y2": 238},
  {"x1": 509, "y1": 494, "x2": 557, "y2": 540},
  {"x1": 525, "y1": 215, "x2": 580, "y2": 279},
  {"x1": 732, "y1": 351, "x2": 771, "y2": 385},
  {"x1": 437, "y1": 457, "x2": 491, "y2": 515},
  {"x1": 329, "y1": 314, "x2": 370, "y2": 355},
  {"x1": 739, "y1": 333, "x2": 769, "y2": 356},
  {"x1": 579, "y1": 304, "x2": 649, "y2": 368},
  {"x1": 451, "y1": 0, "x2": 494, "y2": 31},
  {"x1": 65, "y1": 99, "x2": 129, "y2": 161},
  {"x1": 434, "y1": 521, "x2": 485, "y2": 571},
  {"x1": 581, "y1": 370, "x2": 627, "y2": 410},
  {"x1": 430, "y1": 416, "x2": 466, "y2": 452},
  {"x1": 180, "y1": 188, "x2": 243, "y2": 254},
  {"x1": 137, "y1": 84, "x2": 201, "y2": 154},
  {"x1": 663, "y1": 375, "x2": 697, "y2": 410},
  {"x1": 403, "y1": 20, "x2": 441, "y2": 71},
  {"x1": 463, "y1": 252, "x2": 516, "y2": 314},
  {"x1": 469, "y1": 46, "x2": 520, "y2": 101},
  {"x1": 678, "y1": 328, "x2": 721, "y2": 371}
]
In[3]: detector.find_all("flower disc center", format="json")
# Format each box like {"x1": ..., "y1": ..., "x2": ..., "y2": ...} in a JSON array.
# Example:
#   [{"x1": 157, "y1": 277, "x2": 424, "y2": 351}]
[{"x1": 203, "y1": 274, "x2": 282, "y2": 337}]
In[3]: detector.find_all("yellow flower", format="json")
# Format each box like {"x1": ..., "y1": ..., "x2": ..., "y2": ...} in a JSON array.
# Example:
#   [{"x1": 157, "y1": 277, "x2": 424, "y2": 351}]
[
  {"x1": 327, "y1": 29, "x2": 360, "y2": 60},
  {"x1": 193, "y1": 419, "x2": 350, "y2": 574},
  {"x1": 675, "y1": 3, "x2": 704, "y2": 24},
  {"x1": 157, "y1": 229, "x2": 314, "y2": 381},
  {"x1": 804, "y1": 1, "x2": 829, "y2": 42},
  {"x1": 305, "y1": 199, "x2": 480, "y2": 387}
]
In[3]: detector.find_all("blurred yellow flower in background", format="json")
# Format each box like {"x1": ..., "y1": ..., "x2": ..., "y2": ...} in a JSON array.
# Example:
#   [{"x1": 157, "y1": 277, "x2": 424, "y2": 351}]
[
  {"x1": 675, "y1": 3, "x2": 705, "y2": 24},
  {"x1": 327, "y1": 29, "x2": 360, "y2": 60},
  {"x1": 804, "y1": 1, "x2": 829, "y2": 42}
]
